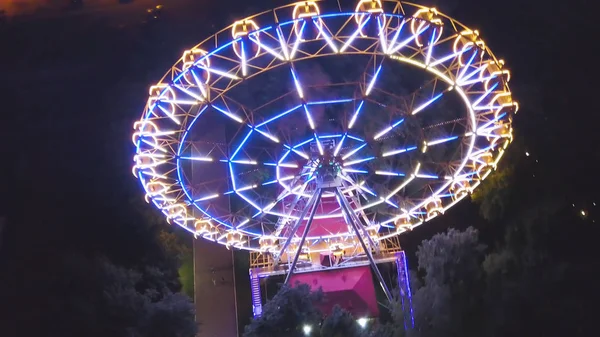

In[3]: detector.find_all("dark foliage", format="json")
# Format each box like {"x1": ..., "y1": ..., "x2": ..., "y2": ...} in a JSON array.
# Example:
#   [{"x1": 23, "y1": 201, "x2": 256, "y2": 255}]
[
  {"x1": 320, "y1": 305, "x2": 362, "y2": 337},
  {"x1": 243, "y1": 283, "x2": 324, "y2": 337}
]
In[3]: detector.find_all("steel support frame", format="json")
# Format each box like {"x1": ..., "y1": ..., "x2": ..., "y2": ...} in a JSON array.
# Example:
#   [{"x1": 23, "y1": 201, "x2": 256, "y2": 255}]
[
  {"x1": 283, "y1": 188, "x2": 323, "y2": 284},
  {"x1": 335, "y1": 186, "x2": 393, "y2": 302},
  {"x1": 273, "y1": 189, "x2": 322, "y2": 265}
]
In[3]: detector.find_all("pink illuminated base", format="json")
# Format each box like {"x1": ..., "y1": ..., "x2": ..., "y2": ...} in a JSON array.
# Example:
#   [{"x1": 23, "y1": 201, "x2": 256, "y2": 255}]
[{"x1": 289, "y1": 265, "x2": 379, "y2": 317}]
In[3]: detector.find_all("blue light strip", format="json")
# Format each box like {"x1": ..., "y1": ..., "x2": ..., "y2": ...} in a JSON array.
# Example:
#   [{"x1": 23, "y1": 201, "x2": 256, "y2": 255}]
[
  {"x1": 427, "y1": 135, "x2": 459, "y2": 146},
  {"x1": 348, "y1": 100, "x2": 365, "y2": 129},
  {"x1": 346, "y1": 134, "x2": 365, "y2": 142},
  {"x1": 212, "y1": 104, "x2": 243, "y2": 123},
  {"x1": 416, "y1": 173, "x2": 439, "y2": 179},
  {"x1": 231, "y1": 130, "x2": 253, "y2": 159},
  {"x1": 472, "y1": 82, "x2": 499, "y2": 108},
  {"x1": 365, "y1": 64, "x2": 383, "y2": 96},
  {"x1": 388, "y1": 19, "x2": 407, "y2": 52},
  {"x1": 334, "y1": 133, "x2": 347, "y2": 156},
  {"x1": 457, "y1": 50, "x2": 478, "y2": 81},
  {"x1": 343, "y1": 168, "x2": 368, "y2": 174},
  {"x1": 294, "y1": 137, "x2": 313, "y2": 148},
  {"x1": 256, "y1": 104, "x2": 302, "y2": 127},
  {"x1": 307, "y1": 98, "x2": 354, "y2": 105},
  {"x1": 425, "y1": 28, "x2": 436, "y2": 65},
  {"x1": 342, "y1": 143, "x2": 368, "y2": 160},
  {"x1": 290, "y1": 68, "x2": 304, "y2": 98},
  {"x1": 303, "y1": 104, "x2": 315, "y2": 130},
  {"x1": 429, "y1": 45, "x2": 472, "y2": 67},
  {"x1": 478, "y1": 112, "x2": 507, "y2": 131},
  {"x1": 319, "y1": 134, "x2": 343, "y2": 139}
]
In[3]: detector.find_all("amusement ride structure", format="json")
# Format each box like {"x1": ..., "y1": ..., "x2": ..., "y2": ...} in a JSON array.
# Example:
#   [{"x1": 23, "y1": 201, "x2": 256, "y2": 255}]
[{"x1": 132, "y1": 0, "x2": 517, "y2": 326}]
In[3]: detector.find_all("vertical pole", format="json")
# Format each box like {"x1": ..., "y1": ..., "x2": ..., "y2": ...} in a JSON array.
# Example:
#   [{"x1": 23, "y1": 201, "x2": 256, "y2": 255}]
[
  {"x1": 284, "y1": 189, "x2": 323, "y2": 285},
  {"x1": 342, "y1": 193, "x2": 380, "y2": 253},
  {"x1": 335, "y1": 187, "x2": 393, "y2": 302},
  {"x1": 232, "y1": 249, "x2": 239, "y2": 337}
]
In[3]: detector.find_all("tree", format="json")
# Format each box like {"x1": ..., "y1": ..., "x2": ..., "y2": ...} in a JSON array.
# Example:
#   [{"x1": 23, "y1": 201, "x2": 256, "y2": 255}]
[
  {"x1": 320, "y1": 305, "x2": 362, "y2": 337},
  {"x1": 408, "y1": 227, "x2": 486, "y2": 337},
  {"x1": 470, "y1": 165, "x2": 515, "y2": 222},
  {"x1": 244, "y1": 283, "x2": 323, "y2": 337}
]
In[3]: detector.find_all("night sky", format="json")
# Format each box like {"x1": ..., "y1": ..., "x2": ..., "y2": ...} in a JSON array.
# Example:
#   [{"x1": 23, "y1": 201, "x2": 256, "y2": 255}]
[{"x1": 1, "y1": 0, "x2": 598, "y2": 334}]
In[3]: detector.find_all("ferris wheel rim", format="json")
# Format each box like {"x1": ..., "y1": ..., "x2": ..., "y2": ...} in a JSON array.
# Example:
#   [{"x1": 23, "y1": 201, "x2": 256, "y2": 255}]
[{"x1": 132, "y1": 1, "x2": 517, "y2": 252}]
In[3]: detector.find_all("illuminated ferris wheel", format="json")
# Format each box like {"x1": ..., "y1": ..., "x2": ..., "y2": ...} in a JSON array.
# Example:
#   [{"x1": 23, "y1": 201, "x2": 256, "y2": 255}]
[{"x1": 132, "y1": 0, "x2": 517, "y2": 303}]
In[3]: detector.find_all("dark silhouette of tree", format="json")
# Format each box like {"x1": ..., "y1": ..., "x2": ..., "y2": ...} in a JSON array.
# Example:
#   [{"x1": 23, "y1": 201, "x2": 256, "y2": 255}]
[
  {"x1": 244, "y1": 283, "x2": 323, "y2": 337},
  {"x1": 320, "y1": 305, "x2": 362, "y2": 337},
  {"x1": 408, "y1": 227, "x2": 486, "y2": 337}
]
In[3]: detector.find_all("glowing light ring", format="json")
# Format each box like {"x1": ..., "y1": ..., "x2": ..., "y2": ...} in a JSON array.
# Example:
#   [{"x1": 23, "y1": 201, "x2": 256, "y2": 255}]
[{"x1": 132, "y1": 1, "x2": 517, "y2": 251}]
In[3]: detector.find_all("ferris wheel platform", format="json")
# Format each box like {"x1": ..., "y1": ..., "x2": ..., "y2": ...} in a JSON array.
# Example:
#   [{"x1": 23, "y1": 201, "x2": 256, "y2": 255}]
[
  {"x1": 248, "y1": 249, "x2": 413, "y2": 321},
  {"x1": 250, "y1": 250, "x2": 399, "y2": 278}
]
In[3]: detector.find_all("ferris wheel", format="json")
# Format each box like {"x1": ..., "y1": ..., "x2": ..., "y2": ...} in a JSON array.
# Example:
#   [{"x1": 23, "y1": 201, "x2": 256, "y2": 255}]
[{"x1": 132, "y1": 0, "x2": 517, "y2": 303}]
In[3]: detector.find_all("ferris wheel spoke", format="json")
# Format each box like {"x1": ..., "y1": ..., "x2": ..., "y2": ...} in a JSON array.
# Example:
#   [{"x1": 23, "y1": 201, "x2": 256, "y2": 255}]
[
  {"x1": 179, "y1": 155, "x2": 214, "y2": 162},
  {"x1": 348, "y1": 100, "x2": 365, "y2": 129},
  {"x1": 425, "y1": 136, "x2": 459, "y2": 147},
  {"x1": 377, "y1": 16, "x2": 388, "y2": 54},
  {"x1": 425, "y1": 28, "x2": 438, "y2": 66},
  {"x1": 385, "y1": 175, "x2": 416, "y2": 201},
  {"x1": 302, "y1": 104, "x2": 316, "y2": 130},
  {"x1": 365, "y1": 64, "x2": 383, "y2": 97},
  {"x1": 386, "y1": 22, "x2": 429, "y2": 55},
  {"x1": 342, "y1": 168, "x2": 369, "y2": 174},
  {"x1": 373, "y1": 118, "x2": 405, "y2": 140},
  {"x1": 374, "y1": 170, "x2": 406, "y2": 177},
  {"x1": 196, "y1": 65, "x2": 241, "y2": 81},
  {"x1": 341, "y1": 143, "x2": 368, "y2": 161},
  {"x1": 255, "y1": 105, "x2": 302, "y2": 128},
  {"x1": 340, "y1": 16, "x2": 371, "y2": 53},
  {"x1": 386, "y1": 18, "x2": 407, "y2": 54},
  {"x1": 429, "y1": 44, "x2": 473, "y2": 68},
  {"x1": 313, "y1": 19, "x2": 339, "y2": 53},
  {"x1": 288, "y1": 20, "x2": 306, "y2": 60},
  {"x1": 410, "y1": 89, "x2": 449, "y2": 116},
  {"x1": 211, "y1": 104, "x2": 245, "y2": 124},
  {"x1": 342, "y1": 156, "x2": 376, "y2": 167},
  {"x1": 412, "y1": 162, "x2": 441, "y2": 180},
  {"x1": 248, "y1": 34, "x2": 286, "y2": 61},
  {"x1": 290, "y1": 67, "x2": 305, "y2": 99},
  {"x1": 381, "y1": 145, "x2": 418, "y2": 157},
  {"x1": 253, "y1": 127, "x2": 280, "y2": 143}
]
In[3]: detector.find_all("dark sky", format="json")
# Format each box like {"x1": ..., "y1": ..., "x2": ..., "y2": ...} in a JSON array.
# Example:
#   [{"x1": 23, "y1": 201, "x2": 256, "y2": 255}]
[{"x1": 1, "y1": 0, "x2": 598, "y2": 321}]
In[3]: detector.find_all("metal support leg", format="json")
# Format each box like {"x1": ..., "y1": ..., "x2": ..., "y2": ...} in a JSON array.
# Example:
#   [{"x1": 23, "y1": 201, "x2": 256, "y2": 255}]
[
  {"x1": 284, "y1": 189, "x2": 323, "y2": 285},
  {"x1": 273, "y1": 189, "x2": 321, "y2": 265},
  {"x1": 338, "y1": 186, "x2": 380, "y2": 253},
  {"x1": 335, "y1": 187, "x2": 393, "y2": 302}
]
